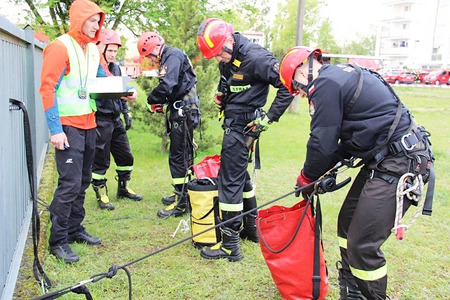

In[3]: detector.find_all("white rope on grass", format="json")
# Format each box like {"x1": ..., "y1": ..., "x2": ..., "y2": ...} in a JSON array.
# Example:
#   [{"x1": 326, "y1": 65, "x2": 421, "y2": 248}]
[{"x1": 171, "y1": 219, "x2": 190, "y2": 238}]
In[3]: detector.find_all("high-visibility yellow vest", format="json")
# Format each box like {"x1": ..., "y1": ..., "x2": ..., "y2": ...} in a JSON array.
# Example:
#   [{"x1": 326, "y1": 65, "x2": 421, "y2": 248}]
[{"x1": 56, "y1": 34, "x2": 99, "y2": 116}]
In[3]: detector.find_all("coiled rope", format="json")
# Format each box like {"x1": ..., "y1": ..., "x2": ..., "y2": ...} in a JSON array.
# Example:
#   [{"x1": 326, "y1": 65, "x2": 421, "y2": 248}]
[{"x1": 392, "y1": 173, "x2": 424, "y2": 240}]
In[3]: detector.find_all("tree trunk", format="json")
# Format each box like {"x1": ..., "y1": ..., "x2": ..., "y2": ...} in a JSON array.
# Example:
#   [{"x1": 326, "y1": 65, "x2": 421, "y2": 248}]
[{"x1": 288, "y1": 95, "x2": 300, "y2": 113}]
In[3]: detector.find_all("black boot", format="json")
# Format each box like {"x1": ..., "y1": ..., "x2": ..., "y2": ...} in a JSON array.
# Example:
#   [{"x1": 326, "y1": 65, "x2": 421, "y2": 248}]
[
  {"x1": 200, "y1": 227, "x2": 242, "y2": 262},
  {"x1": 337, "y1": 262, "x2": 366, "y2": 300},
  {"x1": 92, "y1": 181, "x2": 115, "y2": 210},
  {"x1": 240, "y1": 214, "x2": 259, "y2": 243},
  {"x1": 161, "y1": 193, "x2": 176, "y2": 205},
  {"x1": 49, "y1": 243, "x2": 79, "y2": 263},
  {"x1": 117, "y1": 177, "x2": 143, "y2": 201},
  {"x1": 157, "y1": 191, "x2": 188, "y2": 218}
]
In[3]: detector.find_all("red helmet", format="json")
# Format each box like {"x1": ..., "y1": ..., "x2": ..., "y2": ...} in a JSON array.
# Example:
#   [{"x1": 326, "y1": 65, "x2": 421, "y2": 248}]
[
  {"x1": 137, "y1": 31, "x2": 165, "y2": 57},
  {"x1": 97, "y1": 29, "x2": 122, "y2": 46},
  {"x1": 280, "y1": 46, "x2": 322, "y2": 95},
  {"x1": 197, "y1": 18, "x2": 234, "y2": 59}
]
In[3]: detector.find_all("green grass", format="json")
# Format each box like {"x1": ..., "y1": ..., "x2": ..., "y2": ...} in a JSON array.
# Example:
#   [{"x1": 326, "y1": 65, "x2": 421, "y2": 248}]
[{"x1": 16, "y1": 86, "x2": 449, "y2": 299}]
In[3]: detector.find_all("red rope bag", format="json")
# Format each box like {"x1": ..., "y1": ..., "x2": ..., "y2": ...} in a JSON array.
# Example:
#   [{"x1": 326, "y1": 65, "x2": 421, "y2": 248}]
[{"x1": 256, "y1": 198, "x2": 328, "y2": 300}]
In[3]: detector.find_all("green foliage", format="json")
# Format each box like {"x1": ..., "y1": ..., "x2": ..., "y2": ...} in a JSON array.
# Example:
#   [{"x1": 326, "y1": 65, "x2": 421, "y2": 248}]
[
  {"x1": 342, "y1": 34, "x2": 377, "y2": 56},
  {"x1": 270, "y1": 0, "x2": 327, "y2": 59},
  {"x1": 317, "y1": 18, "x2": 340, "y2": 54},
  {"x1": 206, "y1": 0, "x2": 270, "y2": 33}
]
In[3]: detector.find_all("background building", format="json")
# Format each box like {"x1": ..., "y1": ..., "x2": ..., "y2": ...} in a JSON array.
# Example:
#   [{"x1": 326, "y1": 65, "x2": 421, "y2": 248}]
[{"x1": 376, "y1": 0, "x2": 450, "y2": 70}]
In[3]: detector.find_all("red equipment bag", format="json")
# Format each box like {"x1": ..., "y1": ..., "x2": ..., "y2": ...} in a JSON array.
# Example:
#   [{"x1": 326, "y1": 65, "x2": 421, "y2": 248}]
[
  {"x1": 192, "y1": 155, "x2": 221, "y2": 179},
  {"x1": 256, "y1": 198, "x2": 328, "y2": 300}
]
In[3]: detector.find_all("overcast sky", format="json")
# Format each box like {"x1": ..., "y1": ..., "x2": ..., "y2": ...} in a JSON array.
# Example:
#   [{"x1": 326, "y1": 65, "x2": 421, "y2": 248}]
[{"x1": 322, "y1": 0, "x2": 383, "y2": 43}]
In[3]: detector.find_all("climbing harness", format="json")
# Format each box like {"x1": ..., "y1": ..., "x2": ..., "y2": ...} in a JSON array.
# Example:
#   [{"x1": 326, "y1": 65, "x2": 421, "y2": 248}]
[{"x1": 392, "y1": 173, "x2": 425, "y2": 241}]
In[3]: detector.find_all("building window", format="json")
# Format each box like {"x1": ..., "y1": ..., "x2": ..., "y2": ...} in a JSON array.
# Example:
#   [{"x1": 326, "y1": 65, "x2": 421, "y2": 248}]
[
  {"x1": 403, "y1": 23, "x2": 408, "y2": 30},
  {"x1": 432, "y1": 47, "x2": 442, "y2": 61},
  {"x1": 400, "y1": 41, "x2": 408, "y2": 47},
  {"x1": 404, "y1": 6, "x2": 410, "y2": 12}
]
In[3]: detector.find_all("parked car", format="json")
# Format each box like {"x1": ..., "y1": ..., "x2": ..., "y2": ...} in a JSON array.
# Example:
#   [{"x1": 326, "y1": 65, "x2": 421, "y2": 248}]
[
  {"x1": 398, "y1": 72, "x2": 416, "y2": 84},
  {"x1": 382, "y1": 70, "x2": 403, "y2": 84},
  {"x1": 417, "y1": 70, "x2": 431, "y2": 83},
  {"x1": 423, "y1": 70, "x2": 450, "y2": 85}
]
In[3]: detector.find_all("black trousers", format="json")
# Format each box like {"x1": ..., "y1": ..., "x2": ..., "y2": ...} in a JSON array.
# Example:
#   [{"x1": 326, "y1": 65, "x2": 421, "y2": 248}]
[
  {"x1": 92, "y1": 117, "x2": 133, "y2": 180},
  {"x1": 218, "y1": 118, "x2": 257, "y2": 230},
  {"x1": 337, "y1": 155, "x2": 413, "y2": 299},
  {"x1": 49, "y1": 126, "x2": 96, "y2": 246},
  {"x1": 168, "y1": 109, "x2": 194, "y2": 191}
]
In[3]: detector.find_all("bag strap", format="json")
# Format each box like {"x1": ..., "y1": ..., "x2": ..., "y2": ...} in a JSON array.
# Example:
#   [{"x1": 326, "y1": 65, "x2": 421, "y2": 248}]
[
  {"x1": 312, "y1": 196, "x2": 322, "y2": 300},
  {"x1": 344, "y1": 64, "x2": 364, "y2": 116},
  {"x1": 256, "y1": 198, "x2": 312, "y2": 253},
  {"x1": 196, "y1": 197, "x2": 219, "y2": 220},
  {"x1": 344, "y1": 64, "x2": 404, "y2": 167}
]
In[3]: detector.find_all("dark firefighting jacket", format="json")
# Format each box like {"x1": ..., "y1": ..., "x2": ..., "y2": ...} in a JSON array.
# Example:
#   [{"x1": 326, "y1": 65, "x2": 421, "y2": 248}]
[
  {"x1": 218, "y1": 33, "x2": 293, "y2": 122},
  {"x1": 147, "y1": 46, "x2": 197, "y2": 104},
  {"x1": 303, "y1": 64, "x2": 412, "y2": 180},
  {"x1": 95, "y1": 62, "x2": 129, "y2": 117}
]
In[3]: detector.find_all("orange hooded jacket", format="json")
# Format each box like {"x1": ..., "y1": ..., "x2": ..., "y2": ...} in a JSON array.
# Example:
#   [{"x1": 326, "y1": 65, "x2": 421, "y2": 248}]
[{"x1": 39, "y1": 0, "x2": 105, "y2": 135}]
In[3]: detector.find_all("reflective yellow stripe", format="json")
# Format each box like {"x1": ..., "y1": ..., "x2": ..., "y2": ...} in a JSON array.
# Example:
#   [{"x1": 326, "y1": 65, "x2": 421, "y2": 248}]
[
  {"x1": 116, "y1": 166, "x2": 133, "y2": 171},
  {"x1": 350, "y1": 264, "x2": 387, "y2": 281},
  {"x1": 220, "y1": 202, "x2": 243, "y2": 212},
  {"x1": 338, "y1": 236, "x2": 347, "y2": 249},
  {"x1": 56, "y1": 34, "x2": 99, "y2": 116},
  {"x1": 172, "y1": 175, "x2": 190, "y2": 185},
  {"x1": 233, "y1": 59, "x2": 241, "y2": 68},
  {"x1": 204, "y1": 19, "x2": 221, "y2": 48},
  {"x1": 230, "y1": 85, "x2": 251, "y2": 93},
  {"x1": 243, "y1": 189, "x2": 255, "y2": 199},
  {"x1": 92, "y1": 173, "x2": 105, "y2": 180}
]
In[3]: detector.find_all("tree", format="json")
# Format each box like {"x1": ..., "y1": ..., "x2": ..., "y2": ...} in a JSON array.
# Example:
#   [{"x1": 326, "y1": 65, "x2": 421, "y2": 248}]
[
  {"x1": 270, "y1": 0, "x2": 328, "y2": 60},
  {"x1": 15, "y1": 0, "x2": 169, "y2": 38},
  {"x1": 132, "y1": 0, "x2": 269, "y2": 152},
  {"x1": 342, "y1": 34, "x2": 376, "y2": 56},
  {"x1": 270, "y1": 0, "x2": 336, "y2": 113}
]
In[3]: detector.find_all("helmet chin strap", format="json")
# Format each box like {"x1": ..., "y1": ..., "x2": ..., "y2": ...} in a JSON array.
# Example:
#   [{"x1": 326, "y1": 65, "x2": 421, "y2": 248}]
[
  {"x1": 102, "y1": 44, "x2": 109, "y2": 63},
  {"x1": 223, "y1": 45, "x2": 233, "y2": 55},
  {"x1": 307, "y1": 54, "x2": 314, "y2": 84},
  {"x1": 157, "y1": 44, "x2": 165, "y2": 60},
  {"x1": 149, "y1": 44, "x2": 165, "y2": 61},
  {"x1": 292, "y1": 54, "x2": 315, "y2": 95},
  {"x1": 292, "y1": 79, "x2": 308, "y2": 94}
]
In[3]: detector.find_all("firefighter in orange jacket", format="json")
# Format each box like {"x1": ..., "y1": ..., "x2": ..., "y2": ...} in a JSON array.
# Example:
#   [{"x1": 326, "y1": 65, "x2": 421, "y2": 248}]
[{"x1": 39, "y1": 0, "x2": 105, "y2": 263}]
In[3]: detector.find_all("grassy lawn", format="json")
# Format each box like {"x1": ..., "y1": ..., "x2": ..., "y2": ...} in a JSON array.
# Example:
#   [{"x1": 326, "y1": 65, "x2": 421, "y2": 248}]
[{"x1": 17, "y1": 87, "x2": 449, "y2": 299}]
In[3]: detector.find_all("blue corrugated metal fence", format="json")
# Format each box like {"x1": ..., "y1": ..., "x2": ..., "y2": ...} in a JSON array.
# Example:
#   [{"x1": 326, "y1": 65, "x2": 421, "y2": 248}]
[{"x1": 0, "y1": 15, "x2": 48, "y2": 300}]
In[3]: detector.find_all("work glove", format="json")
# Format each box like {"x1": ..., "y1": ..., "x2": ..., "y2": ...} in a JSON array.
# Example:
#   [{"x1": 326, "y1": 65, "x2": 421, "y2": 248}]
[
  {"x1": 146, "y1": 103, "x2": 164, "y2": 114},
  {"x1": 123, "y1": 112, "x2": 132, "y2": 130},
  {"x1": 214, "y1": 93, "x2": 225, "y2": 120},
  {"x1": 246, "y1": 115, "x2": 272, "y2": 133},
  {"x1": 295, "y1": 169, "x2": 314, "y2": 198},
  {"x1": 213, "y1": 93, "x2": 224, "y2": 111}
]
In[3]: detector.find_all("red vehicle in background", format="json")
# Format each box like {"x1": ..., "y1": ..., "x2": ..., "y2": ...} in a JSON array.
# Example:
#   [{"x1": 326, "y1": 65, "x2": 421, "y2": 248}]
[
  {"x1": 417, "y1": 70, "x2": 430, "y2": 83},
  {"x1": 398, "y1": 72, "x2": 416, "y2": 84},
  {"x1": 423, "y1": 70, "x2": 450, "y2": 85},
  {"x1": 382, "y1": 70, "x2": 403, "y2": 84}
]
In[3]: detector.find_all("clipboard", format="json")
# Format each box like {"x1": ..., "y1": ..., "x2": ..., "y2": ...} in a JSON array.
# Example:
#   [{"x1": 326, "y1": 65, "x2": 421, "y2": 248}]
[{"x1": 90, "y1": 91, "x2": 134, "y2": 100}]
